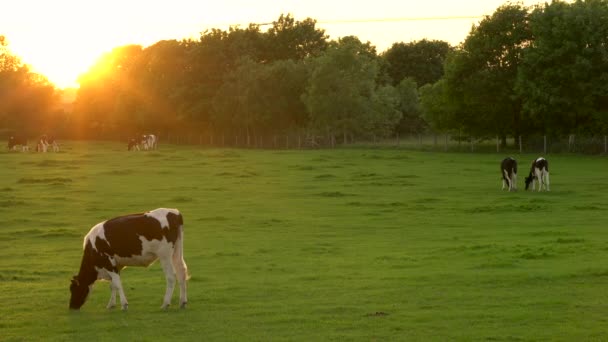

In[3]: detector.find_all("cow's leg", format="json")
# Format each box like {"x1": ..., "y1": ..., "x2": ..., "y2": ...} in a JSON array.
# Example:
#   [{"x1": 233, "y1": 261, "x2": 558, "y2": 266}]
[
  {"x1": 172, "y1": 253, "x2": 188, "y2": 308},
  {"x1": 502, "y1": 170, "x2": 511, "y2": 191},
  {"x1": 108, "y1": 272, "x2": 128, "y2": 310},
  {"x1": 502, "y1": 179, "x2": 506, "y2": 190},
  {"x1": 512, "y1": 173, "x2": 517, "y2": 191},
  {"x1": 545, "y1": 171, "x2": 550, "y2": 191},
  {"x1": 535, "y1": 169, "x2": 542, "y2": 192},
  {"x1": 160, "y1": 257, "x2": 176, "y2": 310},
  {"x1": 107, "y1": 284, "x2": 117, "y2": 309}
]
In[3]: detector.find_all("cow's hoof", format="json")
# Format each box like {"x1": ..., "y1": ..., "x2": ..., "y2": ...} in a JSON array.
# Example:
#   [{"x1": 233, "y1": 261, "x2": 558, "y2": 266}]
[
  {"x1": 180, "y1": 302, "x2": 187, "y2": 309},
  {"x1": 161, "y1": 304, "x2": 170, "y2": 310},
  {"x1": 121, "y1": 304, "x2": 128, "y2": 311},
  {"x1": 107, "y1": 304, "x2": 116, "y2": 310}
]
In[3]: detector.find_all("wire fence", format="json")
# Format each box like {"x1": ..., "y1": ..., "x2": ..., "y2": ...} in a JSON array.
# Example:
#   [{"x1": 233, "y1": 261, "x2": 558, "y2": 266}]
[{"x1": 161, "y1": 132, "x2": 608, "y2": 155}]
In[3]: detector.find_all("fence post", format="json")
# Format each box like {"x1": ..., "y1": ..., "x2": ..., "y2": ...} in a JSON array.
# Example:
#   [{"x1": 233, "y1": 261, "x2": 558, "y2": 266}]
[
  {"x1": 568, "y1": 134, "x2": 576, "y2": 152},
  {"x1": 496, "y1": 135, "x2": 499, "y2": 153},
  {"x1": 544, "y1": 135, "x2": 547, "y2": 155},
  {"x1": 519, "y1": 136, "x2": 522, "y2": 153}
]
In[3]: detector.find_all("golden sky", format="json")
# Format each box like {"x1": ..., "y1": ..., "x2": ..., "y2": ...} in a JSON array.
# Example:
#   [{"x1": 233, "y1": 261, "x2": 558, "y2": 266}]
[{"x1": 2, "y1": 0, "x2": 547, "y2": 89}]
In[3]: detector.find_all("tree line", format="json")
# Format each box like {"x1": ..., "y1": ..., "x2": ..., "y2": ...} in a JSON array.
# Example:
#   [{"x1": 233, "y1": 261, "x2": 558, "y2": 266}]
[{"x1": 2, "y1": 1, "x2": 607, "y2": 146}]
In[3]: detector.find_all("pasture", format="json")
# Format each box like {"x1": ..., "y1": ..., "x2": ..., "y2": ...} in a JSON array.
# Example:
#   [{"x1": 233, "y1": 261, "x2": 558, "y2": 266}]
[{"x1": 1, "y1": 141, "x2": 608, "y2": 341}]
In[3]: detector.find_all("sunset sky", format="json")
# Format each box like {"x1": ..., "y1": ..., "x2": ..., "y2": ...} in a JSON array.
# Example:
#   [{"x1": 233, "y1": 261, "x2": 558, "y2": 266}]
[{"x1": 2, "y1": 0, "x2": 547, "y2": 89}]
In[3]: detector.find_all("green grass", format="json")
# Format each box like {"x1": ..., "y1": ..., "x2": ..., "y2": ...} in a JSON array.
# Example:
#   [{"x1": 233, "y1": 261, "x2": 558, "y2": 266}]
[{"x1": 1, "y1": 141, "x2": 608, "y2": 341}]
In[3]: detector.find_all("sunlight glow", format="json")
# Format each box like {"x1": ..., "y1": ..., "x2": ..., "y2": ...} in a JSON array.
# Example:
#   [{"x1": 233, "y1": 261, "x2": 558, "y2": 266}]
[{"x1": 3, "y1": 0, "x2": 547, "y2": 89}]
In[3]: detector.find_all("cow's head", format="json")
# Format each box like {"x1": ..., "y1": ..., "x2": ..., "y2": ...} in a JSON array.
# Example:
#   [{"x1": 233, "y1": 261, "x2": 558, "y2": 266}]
[
  {"x1": 69, "y1": 276, "x2": 90, "y2": 310},
  {"x1": 525, "y1": 174, "x2": 534, "y2": 190}
]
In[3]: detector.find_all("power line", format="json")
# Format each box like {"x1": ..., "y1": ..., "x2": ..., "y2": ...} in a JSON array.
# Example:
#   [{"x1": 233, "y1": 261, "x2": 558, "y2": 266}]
[{"x1": 255, "y1": 15, "x2": 483, "y2": 26}]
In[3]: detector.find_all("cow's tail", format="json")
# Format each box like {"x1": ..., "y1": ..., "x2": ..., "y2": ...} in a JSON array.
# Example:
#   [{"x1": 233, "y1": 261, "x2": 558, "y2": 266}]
[{"x1": 173, "y1": 217, "x2": 190, "y2": 280}]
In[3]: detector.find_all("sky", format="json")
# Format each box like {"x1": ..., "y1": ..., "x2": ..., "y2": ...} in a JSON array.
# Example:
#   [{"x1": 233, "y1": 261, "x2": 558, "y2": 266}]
[{"x1": 2, "y1": 0, "x2": 548, "y2": 89}]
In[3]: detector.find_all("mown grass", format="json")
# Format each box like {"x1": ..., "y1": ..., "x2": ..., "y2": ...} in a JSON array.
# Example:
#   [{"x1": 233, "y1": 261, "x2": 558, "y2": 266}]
[{"x1": 1, "y1": 141, "x2": 608, "y2": 341}]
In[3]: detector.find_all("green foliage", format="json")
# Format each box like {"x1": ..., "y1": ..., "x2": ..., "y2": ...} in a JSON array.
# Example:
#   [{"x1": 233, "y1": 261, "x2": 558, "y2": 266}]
[
  {"x1": 303, "y1": 37, "x2": 384, "y2": 140},
  {"x1": 517, "y1": 0, "x2": 608, "y2": 135},
  {"x1": 382, "y1": 39, "x2": 452, "y2": 87},
  {"x1": 394, "y1": 77, "x2": 424, "y2": 133},
  {"x1": 265, "y1": 14, "x2": 329, "y2": 61},
  {"x1": 2, "y1": 142, "x2": 608, "y2": 340},
  {"x1": 420, "y1": 79, "x2": 455, "y2": 132},
  {"x1": 442, "y1": 3, "x2": 531, "y2": 138}
]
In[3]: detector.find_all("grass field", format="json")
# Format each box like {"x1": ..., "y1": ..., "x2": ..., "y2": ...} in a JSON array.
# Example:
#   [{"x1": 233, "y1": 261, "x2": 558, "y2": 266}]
[{"x1": 1, "y1": 141, "x2": 608, "y2": 341}]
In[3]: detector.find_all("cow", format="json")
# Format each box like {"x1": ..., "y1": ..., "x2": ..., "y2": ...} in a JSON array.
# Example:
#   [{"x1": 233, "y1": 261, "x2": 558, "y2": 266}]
[
  {"x1": 127, "y1": 137, "x2": 142, "y2": 151},
  {"x1": 7, "y1": 135, "x2": 29, "y2": 152},
  {"x1": 36, "y1": 134, "x2": 59, "y2": 152},
  {"x1": 141, "y1": 134, "x2": 157, "y2": 150},
  {"x1": 69, "y1": 208, "x2": 189, "y2": 311},
  {"x1": 501, "y1": 157, "x2": 518, "y2": 191},
  {"x1": 525, "y1": 157, "x2": 550, "y2": 191}
]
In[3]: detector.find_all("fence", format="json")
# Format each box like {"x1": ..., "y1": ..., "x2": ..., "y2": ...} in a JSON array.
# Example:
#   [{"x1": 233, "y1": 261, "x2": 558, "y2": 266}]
[{"x1": 161, "y1": 132, "x2": 608, "y2": 155}]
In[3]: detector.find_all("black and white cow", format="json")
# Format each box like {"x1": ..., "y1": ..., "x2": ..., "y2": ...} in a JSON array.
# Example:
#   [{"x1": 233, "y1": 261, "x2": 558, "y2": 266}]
[
  {"x1": 69, "y1": 208, "x2": 189, "y2": 310},
  {"x1": 8, "y1": 135, "x2": 29, "y2": 152},
  {"x1": 36, "y1": 134, "x2": 59, "y2": 152},
  {"x1": 525, "y1": 157, "x2": 550, "y2": 191},
  {"x1": 127, "y1": 137, "x2": 142, "y2": 151},
  {"x1": 142, "y1": 134, "x2": 157, "y2": 150},
  {"x1": 501, "y1": 157, "x2": 518, "y2": 191}
]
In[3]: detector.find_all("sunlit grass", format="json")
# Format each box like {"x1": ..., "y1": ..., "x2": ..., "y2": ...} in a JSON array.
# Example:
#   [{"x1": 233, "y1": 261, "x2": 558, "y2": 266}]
[{"x1": 1, "y1": 141, "x2": 608, "y2": 340}]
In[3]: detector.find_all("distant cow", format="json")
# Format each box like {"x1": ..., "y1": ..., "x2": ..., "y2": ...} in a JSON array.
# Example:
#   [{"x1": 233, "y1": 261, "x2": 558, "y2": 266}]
[
  {"x1": 127, "y1": 137, "x2": 142, "y2": 151},
  {"x1": 36, "y1": 134, "x2": 59, "y2": 152},
  {"x1": 69, "y1": 208, "x2": 189, "y2": 310},
  {"x1": 141, "y1": 134, "x2": 157, "y2": 150},
  {"x1": 501, "y1": 157, "x2": 518, "y2": 191},
  {"x1": 525, "y1": 157, "x2": 550, "y2": 191},
  {"x1": 8, "y1": 135, "x2": 28, "y2": 152}
]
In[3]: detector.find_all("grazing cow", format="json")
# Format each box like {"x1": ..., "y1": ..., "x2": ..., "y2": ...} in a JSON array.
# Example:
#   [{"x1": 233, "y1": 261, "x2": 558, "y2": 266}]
[
  {"x1": 141, "y1": 134, "x2": 157, "y2": 150},
  {"x1": 501, "y1": 157, "x2": 518, "y2": 191},
  {"x1": 36, "y1": 134, "x2": 59, "y2": 152},
  {"x1": 127, "y1": 137, "x2": 141, "y2": 151},
  {"x1": 7, "y1": 135, "x2": 29, "y2": 152},
  {"x1": 69, "y1": 208, "x2": 189, "y2": 311},
  {"x1": 525, "y1": 157, "x2": 550, "y2": 191}
]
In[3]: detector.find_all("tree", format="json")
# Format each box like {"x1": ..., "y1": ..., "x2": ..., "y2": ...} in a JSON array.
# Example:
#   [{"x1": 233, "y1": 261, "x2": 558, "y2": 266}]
[
  {"x1": 382, "y1": 39, "x2": 452, "y2": 87},
  {"x1": 0, "y1": 35, "x2": 59, "y2": 136},
  {"x1": 394, "y1": 77, "x2": 424, "y2": 134},
  {"x1": 265, "y1": 14, "x2": 329, "y2": 61},
  {"x1": 419, "y1": 79, "x2": 458, "y2": 133},
  {"x1": 517, "y1": 0, "x2": 608, "y2": 135},
  {"x1": 303, "y1": 36, "x2": 399, "y2": 142},
  {"x1": 443, "y1": 3, "x2": 531, "y2": 144}
]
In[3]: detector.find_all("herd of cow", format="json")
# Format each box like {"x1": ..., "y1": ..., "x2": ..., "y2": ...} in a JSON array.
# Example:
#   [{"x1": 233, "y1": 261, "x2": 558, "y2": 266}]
[
  {"x1": 7, "y1": 134, "x2": 58, "y2": 153},
  {"x1": 501, "y1": 156, "x2": 550, "y2": 192},
  {"x1": 5, "y1": 132, "x2": 551, "y2": 311},
  {"x1": 127, "y1": 134, "x2": 158, "y2": 151},
  {"x1": 6, "y1": 134, "x2": 158, "y2": 152}
]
